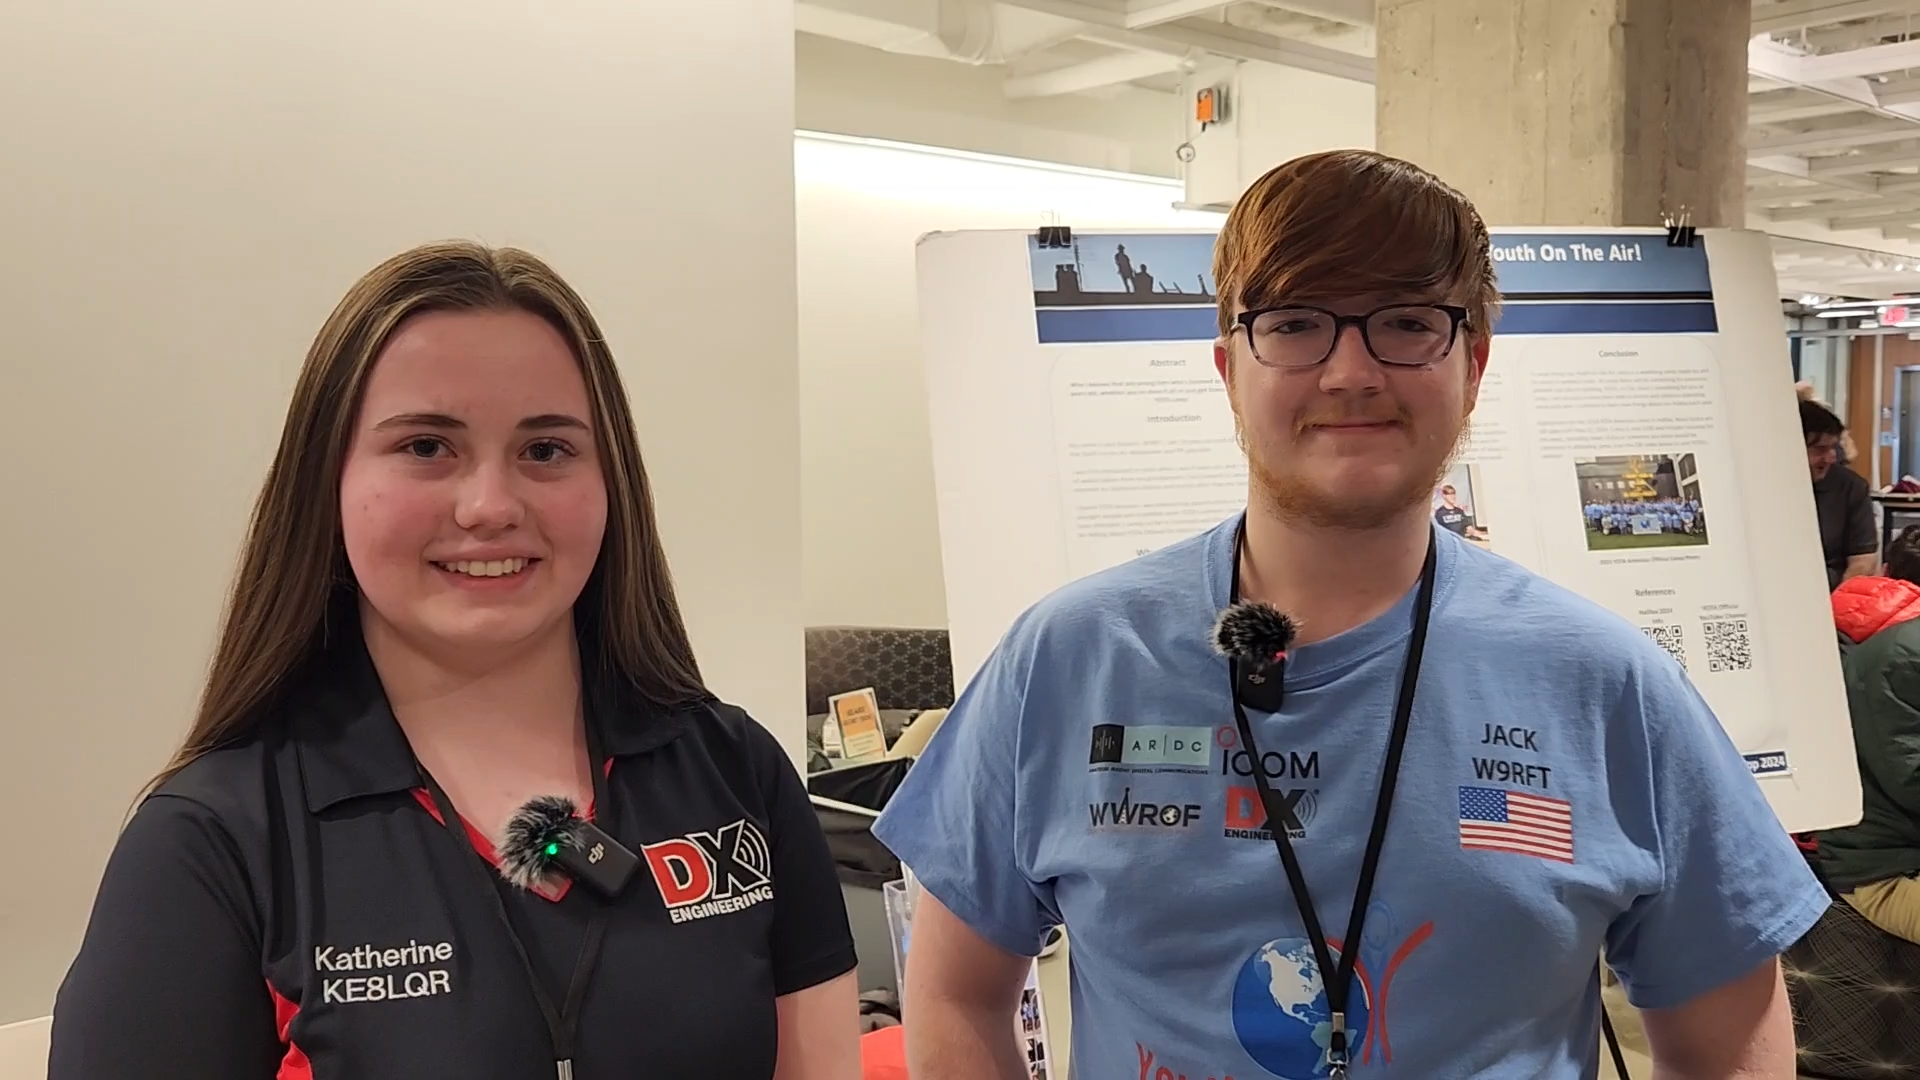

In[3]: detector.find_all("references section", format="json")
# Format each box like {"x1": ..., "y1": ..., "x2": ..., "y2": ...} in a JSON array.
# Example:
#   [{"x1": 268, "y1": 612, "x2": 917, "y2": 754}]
[{"x1": 1450, "y1": 334, "x2": 1775, "y2": 756}]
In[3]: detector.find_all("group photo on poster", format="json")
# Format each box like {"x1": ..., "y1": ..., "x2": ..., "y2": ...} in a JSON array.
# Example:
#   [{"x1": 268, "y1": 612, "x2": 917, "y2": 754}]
[{"x1": 1573, "y1": 453, "x2": 1708, "y2": 551}]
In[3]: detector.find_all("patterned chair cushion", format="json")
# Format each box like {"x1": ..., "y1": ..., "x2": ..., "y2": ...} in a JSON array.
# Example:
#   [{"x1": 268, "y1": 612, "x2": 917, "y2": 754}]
[
  {"x1": 1786, "y1": 885, "x2": 1920, "y2": 1078},
  {"x1": 804, "y1": 626, "x2": 955, "y2": 716}
]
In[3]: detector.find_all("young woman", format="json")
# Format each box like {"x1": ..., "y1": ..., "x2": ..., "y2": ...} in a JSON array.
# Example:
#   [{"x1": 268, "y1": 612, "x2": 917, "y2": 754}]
[{"x1": 49, "y1": 243, "x2": 861, "y2": 1079}]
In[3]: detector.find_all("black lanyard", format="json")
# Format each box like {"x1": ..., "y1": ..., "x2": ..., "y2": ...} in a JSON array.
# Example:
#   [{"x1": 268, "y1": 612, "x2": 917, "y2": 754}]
[
  {"x1": 1228, "y1": 518, "x2": 1436, "y2": 1078},
  {"x1": 418, "y1": 725, "x2": 613, "y2": 1080}
]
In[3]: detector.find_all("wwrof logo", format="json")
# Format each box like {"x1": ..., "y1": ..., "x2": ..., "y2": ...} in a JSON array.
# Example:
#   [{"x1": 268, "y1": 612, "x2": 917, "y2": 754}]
[{"x1": 641, "y1": 820, "x2": 774, "y2": 924}]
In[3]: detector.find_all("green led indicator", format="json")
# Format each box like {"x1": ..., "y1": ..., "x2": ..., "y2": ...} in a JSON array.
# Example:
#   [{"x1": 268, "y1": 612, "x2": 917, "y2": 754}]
[{"x1": 545, "y1": 841, "x2": 561, "y2": 857}]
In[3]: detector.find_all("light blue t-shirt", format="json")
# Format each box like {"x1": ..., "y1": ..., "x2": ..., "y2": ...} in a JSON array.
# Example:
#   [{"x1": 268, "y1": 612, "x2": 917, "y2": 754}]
[{"x1": 873, "y1": 516, "x2": 1828, "y2": 1079}]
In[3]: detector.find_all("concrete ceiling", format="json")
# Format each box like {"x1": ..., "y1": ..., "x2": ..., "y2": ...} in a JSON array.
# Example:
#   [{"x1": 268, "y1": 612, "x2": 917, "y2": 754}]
[{"x1": 799, "y1": 0, "x2": 1920, "y2": 298}]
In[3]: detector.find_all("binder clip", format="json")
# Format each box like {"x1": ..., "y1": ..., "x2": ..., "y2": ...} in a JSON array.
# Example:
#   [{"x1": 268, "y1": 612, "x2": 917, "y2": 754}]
[
  {"x1": 1663, "y1": 208, "x2": 1698, "y2": 248},
  {"x1": 1035, "y1": 223, "x2": 1073, "y2": 250}
]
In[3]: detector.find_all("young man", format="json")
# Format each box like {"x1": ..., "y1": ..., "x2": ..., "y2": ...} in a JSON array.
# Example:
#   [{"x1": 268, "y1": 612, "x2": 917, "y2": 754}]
[
  {"x1": 872, "y1": 150, "x2": 1825, "y2": 1078},
  {"x1": 1803, "y1": 398, "x2": 1877, "y2": 589}
]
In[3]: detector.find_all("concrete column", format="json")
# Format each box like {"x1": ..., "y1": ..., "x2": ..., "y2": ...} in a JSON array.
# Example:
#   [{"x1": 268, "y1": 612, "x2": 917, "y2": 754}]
[{"x1": 1376, "y1": 0, "x2": 1752, "y2": 228}]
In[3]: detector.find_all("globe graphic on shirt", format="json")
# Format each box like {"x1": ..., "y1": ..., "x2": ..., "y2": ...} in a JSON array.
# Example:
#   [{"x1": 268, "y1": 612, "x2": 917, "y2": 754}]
[{"x1": 1231, "y1": 938, "x2": 1371, "y2": 1080}]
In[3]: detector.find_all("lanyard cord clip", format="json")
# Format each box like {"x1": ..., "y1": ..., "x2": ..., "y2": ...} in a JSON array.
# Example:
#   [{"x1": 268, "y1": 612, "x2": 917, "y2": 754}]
[
  {"x1": 1223, "y1": 518, "x2": 1437, "y2": 1077},
  {"x1": 418, "y1": 719, "x2": 617, "y2": 1078}
]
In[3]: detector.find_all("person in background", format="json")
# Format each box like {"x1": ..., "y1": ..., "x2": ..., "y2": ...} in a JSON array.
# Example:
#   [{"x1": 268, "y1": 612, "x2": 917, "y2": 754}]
[
  {"x1": 49, "y1": 242, "x2": 860, "y2": 1079},
  {"x1": 874, "y1": 149, "x2": 1822, "y2": 1079},
  {"x1": 1814, "y1": 526, "x2": 1920, "y2": 943},
  {"x1": 1796, "y1": 381, "x2": 1858, "y2": 465},
  {"x1": 1803, "y1": 398, "x2": 1878, "y2": 590}
]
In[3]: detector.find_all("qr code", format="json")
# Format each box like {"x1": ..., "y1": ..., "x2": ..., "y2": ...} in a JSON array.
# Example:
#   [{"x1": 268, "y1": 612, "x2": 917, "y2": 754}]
[
  {"x1": 1703, "y1": 619, "x2": 1752, "y2": 673},
  {"x1": 1641, "y1": 624, "x2": 1687, "y2": 669}
]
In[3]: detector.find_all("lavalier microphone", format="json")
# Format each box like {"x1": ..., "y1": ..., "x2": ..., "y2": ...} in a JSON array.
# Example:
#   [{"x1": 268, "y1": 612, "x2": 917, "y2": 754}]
[
  {"x1": 498, "y1": 795, "x2": 640, "y2": 898},
  {"x1": 1213, "y1": 601, "x2": 1297, "y2": 714}
]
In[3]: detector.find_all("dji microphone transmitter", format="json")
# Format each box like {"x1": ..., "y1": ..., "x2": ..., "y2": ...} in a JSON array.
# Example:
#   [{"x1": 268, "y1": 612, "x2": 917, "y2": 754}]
[
  {"x1": 499, "y1": 795, "x2": 641, "y2": 898},
  {"x1": 1213, "y1": 601, "x2": 1297, "y2": 714}
]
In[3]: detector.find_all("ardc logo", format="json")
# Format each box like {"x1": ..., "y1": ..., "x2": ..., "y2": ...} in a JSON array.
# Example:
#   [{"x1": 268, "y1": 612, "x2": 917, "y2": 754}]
[
  {"x1": 1089, "y1": 724, "x2": 1212, "y2": 773},
  {"x1": 641, "y1": 820, "x2": 775, "y2": 923}
]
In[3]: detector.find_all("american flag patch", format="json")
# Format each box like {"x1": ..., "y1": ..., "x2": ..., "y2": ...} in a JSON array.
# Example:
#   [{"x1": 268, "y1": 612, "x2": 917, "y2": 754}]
[{"x1": 1458, "y1": 786, "x2": 1574, "y2": 863}]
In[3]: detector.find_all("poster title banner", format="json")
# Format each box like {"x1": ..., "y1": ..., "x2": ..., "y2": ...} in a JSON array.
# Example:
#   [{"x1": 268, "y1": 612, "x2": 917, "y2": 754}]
[
  {"x1": 1027, "y1": 230, "x2": 1716, "y2": 343},
  {"x1": 1491, "y1": 234, "x2": 1712, "y2": 297}
]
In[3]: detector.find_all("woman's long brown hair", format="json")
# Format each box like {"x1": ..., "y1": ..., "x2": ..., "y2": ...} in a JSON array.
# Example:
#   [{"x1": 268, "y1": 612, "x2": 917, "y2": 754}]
[{"x1": 148, "y1": 241, "x2": 708, "y2": 795}]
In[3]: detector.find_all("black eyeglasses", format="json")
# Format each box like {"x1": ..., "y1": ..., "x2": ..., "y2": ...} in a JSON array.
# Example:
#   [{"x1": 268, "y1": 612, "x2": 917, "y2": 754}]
[{"x1": 1235, "y1": 304, "x2": 1470, "y2": 369}]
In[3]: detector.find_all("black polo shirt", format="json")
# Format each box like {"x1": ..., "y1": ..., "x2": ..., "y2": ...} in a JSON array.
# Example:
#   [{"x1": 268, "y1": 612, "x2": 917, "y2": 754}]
[
  {"x1": 1813, "y1": 463, "x2": 1877, "y2": 589},
  {"x1": 49, "y1": 643, "x2": 857, "y2": 1079}
]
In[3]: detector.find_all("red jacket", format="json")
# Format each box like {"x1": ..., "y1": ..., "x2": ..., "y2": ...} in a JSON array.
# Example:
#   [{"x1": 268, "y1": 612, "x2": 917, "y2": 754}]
[{"x1": 1834, "y1": 575, "x2": 1920, "y2": 643}]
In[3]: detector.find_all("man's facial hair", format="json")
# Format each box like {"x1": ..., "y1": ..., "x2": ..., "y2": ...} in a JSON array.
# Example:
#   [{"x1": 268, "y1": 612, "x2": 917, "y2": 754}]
[{"x1": 1236, "y1": 401, "x2": 1472, "y2": 530}]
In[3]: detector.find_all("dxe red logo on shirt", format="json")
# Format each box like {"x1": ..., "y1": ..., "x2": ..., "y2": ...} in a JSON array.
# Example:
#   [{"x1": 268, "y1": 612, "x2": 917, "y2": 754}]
[{"x1": 640, "y1": 819, "x2": 776, "y2": 924}]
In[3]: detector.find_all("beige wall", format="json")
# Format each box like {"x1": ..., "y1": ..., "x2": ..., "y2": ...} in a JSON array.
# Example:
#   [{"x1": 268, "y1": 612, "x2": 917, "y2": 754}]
[{"x1": 0, "y1": 0, "x2": 801, "y2": 1028}]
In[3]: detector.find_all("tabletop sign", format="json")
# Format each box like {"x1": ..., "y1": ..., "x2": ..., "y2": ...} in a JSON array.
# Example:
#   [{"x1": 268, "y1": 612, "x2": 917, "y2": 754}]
[{"x1": 827, "y1": 687, "x2": 888, "y2": 763}]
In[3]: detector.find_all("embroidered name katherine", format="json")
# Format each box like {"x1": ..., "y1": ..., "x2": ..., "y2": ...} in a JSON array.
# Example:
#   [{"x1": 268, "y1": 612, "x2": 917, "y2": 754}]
[
  {"x1": 314, "y1": 940, "x2": 453, "y2": 972},
  {"x1": 314, "y1": 939, "x2": 456, "y2": 1004}
]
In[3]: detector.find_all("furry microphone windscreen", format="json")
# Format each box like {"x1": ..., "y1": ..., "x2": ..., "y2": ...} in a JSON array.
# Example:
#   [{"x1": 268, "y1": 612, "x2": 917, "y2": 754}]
[
  {"x1": 498, "y1": 795, "x2": 584, "y2": 891},
  {"x1": 1212, "y1": 601, "x2": 1298, "y2": 670}
]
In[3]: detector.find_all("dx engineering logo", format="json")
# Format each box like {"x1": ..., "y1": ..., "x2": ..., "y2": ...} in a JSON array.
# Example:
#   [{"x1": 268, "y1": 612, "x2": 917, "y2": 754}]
[
  {"x1": 641, "y1": 820, "x2": 774, "y2": 924},
  {"x1": 1218, "y1": 725, "x2": 1321, "y2": 842}
]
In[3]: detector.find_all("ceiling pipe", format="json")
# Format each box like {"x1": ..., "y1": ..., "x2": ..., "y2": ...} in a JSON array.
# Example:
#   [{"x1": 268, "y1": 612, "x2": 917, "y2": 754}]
[
  {"x1": 936, "y1": 0, "x2": 1013, "y2": 63},
  {"x1": 795, "y1": 0, "x2": 1087, "y2": 66}
]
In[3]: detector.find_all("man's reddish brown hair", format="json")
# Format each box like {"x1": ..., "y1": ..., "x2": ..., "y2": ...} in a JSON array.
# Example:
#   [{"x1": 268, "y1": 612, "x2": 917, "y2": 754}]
[{"x1": 1213, "y1": 149, "x2": 1501, "y2": 339}]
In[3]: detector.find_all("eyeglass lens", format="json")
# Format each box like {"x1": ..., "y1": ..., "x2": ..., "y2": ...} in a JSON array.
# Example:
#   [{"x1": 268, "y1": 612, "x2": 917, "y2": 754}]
[{"x1": 1247, "y1": 306, "x2": 1456, "y2": 368}]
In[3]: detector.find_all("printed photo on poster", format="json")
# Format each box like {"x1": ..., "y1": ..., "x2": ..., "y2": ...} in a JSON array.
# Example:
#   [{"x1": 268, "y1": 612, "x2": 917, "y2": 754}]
[
  {"x1": 1027, "y1": 232, "x2": 1220, "y2": 344},
  {"x1": 1028, "y1": 233, "x2": 1216, "y2": 302},
  {"x1": 1574, "y1": 453, "x2": 1708, "y2": 551},
  {"x1": 1017, "y1": 965, "x2": 1054, "y2": 1080},
  {"x1": 1021, "y1": 983, "x2": 1052, "y2": 1076},
  {"x1": 1433, "y1": 463, "x2": 1490, "y2": 547}
]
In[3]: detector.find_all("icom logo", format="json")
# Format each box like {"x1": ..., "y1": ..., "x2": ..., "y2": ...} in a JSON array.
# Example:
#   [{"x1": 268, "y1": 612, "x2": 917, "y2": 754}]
[{"x1": 641, "y1": 820, "x2": 775, "y2": 924}]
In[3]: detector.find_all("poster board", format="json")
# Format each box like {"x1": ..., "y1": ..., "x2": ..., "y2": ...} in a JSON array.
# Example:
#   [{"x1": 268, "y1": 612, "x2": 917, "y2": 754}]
[{"x1": 914, "y1": 226, "x2": 1860, "y2": 834}]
